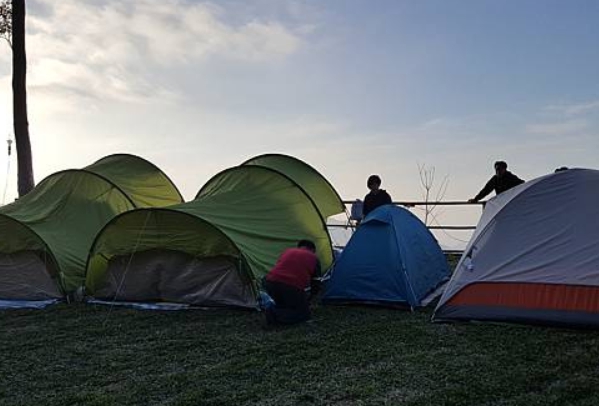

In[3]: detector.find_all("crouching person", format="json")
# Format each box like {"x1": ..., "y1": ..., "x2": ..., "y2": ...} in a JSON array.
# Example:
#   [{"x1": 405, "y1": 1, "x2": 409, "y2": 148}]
[{"x1": 263, "y1": 239, "x2": 321, "y2": 325}]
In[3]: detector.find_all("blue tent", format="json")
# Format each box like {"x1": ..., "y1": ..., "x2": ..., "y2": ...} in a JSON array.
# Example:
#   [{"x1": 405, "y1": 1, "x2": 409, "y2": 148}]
[{"x1": 323, "y1": 205, "x2": 450, "y2": 308}]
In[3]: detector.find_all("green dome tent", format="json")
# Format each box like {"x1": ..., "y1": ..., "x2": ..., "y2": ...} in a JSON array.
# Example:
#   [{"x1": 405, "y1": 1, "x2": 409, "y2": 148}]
[
  {"x1": 85, "y1": 161, "x2": 341, "y2": 308},
  {"x1": 83, "y1": 154, "x2": 184, "y2": 208},
  {"x1": 242, "y1": 153, "x2": 345, "y2": 219},
  {"x1": 0, "y1": 154, "x2": 183, "y2": 304}
]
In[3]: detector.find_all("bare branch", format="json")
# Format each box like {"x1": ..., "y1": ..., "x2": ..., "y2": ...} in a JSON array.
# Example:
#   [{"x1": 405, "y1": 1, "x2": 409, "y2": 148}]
[
  {"x1": 429, "y1": 175, "x2": 450, "y2": 212},
  {"x1": 416, "y1": 163, "x2": 450, "y2": 226}
]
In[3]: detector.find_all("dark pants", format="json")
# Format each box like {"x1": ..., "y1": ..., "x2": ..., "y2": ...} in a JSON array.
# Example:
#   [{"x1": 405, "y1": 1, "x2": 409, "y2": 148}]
[{"x1": 263, "y1": 280, "x2": 310, "y2": 325}]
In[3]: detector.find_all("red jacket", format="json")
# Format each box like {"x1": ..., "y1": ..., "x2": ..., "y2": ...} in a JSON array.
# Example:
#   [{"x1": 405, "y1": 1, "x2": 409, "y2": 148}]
[{"x1": 266, "y1": 248, "x2": 319, "y2": 290}]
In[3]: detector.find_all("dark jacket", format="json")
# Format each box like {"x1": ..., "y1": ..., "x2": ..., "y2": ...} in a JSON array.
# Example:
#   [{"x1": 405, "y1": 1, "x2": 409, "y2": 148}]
[
  {"x1": 362, "y1": 189, "x2": 392, "y2": 217},
  {"x1": 473, "y1": 171, "x2": 524, "y2": 202}
]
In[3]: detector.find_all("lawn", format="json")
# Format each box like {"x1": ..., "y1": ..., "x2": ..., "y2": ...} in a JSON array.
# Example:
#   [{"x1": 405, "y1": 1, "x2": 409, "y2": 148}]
[{"x1": 2, "y1": 298, "x2": 599, "y2": 406}]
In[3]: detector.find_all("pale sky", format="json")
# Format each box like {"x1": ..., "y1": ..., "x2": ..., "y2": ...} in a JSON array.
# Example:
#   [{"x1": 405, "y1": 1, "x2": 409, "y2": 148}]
[{"x1": 1, "y1": 0, "x2": 598, "y2": 248}]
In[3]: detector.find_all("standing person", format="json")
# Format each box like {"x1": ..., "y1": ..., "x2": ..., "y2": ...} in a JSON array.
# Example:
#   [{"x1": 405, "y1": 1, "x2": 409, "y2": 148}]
[
  {"x1": 468, "y1": 161, "x2": 525, "y2": 203},
  {"x1": 263, "y1": 240, "x2": 321, "y2": 325},
  {"x1": 362, "y1": 175, "x2": 393, "y2": 218}
]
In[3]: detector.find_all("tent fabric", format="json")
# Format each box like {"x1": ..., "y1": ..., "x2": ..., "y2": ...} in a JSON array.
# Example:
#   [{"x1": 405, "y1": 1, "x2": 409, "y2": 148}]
[
  {"x1": 86, "y1": 209, "x2": 252, "y2": 302},
  {"x1": 323, "y1": 205, "x2": 450, "y2": 307},
  {"x1": 92, "y1": 250, "x2": 256, "y2": 308},
  {"x1": 85, "y1": 154, "x2": 184, "y2": 208},
  {"x1": 86, "y1": 165, "x2": 334, "y2": 307},
  {"x1": 0, "y1": 171, "x2": 137, "y2": 294},
  {"x1": 241, "y1": 153, "x2": 345, "y2": 219},
  {"x1": 0, "y1": 251, "x2": 62, "y2": 300},
  {"x1": 433, "y1": 168, "x2": 599, "y2": 327},
  {"x1": 194, "y1": 165, "x2": 334, "y2": 275},
  {"x1": 0, "y1": 154, "x2": 183, "y2": 300}
]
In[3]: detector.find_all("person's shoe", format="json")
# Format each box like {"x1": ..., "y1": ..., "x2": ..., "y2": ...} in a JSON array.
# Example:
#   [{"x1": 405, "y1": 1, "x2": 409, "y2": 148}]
[{"x1": 258, "y1": 291, "x2": 276, "y2": 311}]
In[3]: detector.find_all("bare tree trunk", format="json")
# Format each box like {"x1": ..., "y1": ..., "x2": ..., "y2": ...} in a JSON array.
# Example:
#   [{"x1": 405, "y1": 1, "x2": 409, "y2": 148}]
[{"x1": 12, "y1": 0, "x2": 34, "y2": 197}]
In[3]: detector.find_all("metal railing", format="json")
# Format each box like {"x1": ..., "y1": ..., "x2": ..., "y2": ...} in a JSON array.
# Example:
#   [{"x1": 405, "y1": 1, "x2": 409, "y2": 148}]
[
  {"x1": 327, "y1": 200, "x2": 488, "y2": 254},
  {"x1": 326, "y1": 200, "x2": 485, "y2": 231}
]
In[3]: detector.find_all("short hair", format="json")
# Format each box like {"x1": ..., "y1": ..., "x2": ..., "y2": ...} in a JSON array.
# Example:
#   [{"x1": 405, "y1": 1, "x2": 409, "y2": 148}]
[
  {"x1": 297, "y1": 239, "x2": 316, "y2": 251},
  {"x1": 494, "y1": 161, "x2": 508, "y2": 170},
  {"x1": 367, "y1": 175, "x2": 382, "y2": 187}
]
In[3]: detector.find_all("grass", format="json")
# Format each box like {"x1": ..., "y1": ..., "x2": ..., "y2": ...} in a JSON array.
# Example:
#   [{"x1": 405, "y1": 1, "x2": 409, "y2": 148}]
[
  {"x1": 1, "y1": 254, "x2": 599, "y2": 406},
  {"x1": 2, "y1": 303, "x2": 599, "y2": 406}
]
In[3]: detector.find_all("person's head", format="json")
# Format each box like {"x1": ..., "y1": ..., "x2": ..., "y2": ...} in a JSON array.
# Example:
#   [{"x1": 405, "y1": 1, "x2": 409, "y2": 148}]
[
  {"x1": 367, "y1": 175, "x2": 382, "y2": 191},
  {"x1": 494, "y1": 161, "x2": 508, "y2": 177},
  {"x1": 297, "y1": 239, "x2": 316, "y2": 253}
]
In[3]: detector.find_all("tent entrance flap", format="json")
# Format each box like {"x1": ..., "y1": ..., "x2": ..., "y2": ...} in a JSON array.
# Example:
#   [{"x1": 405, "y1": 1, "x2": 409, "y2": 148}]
[
  {"x1": 91, "y1": 249, "x2": 256, "y2": 308},
  {"x1": 0, "y1": 251, "x2": 62, "y2": 300}
]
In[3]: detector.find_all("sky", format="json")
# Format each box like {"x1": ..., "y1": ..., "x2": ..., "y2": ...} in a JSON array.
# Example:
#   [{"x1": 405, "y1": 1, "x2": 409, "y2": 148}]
[{"x1": 1, "y1": 0, "x2": 598, "y2": 247}]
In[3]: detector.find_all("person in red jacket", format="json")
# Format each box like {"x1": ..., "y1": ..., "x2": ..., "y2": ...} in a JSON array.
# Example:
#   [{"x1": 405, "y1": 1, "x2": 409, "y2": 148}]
[{"x1": 263, "y1": 239, "x2": 321, "y2": 325}]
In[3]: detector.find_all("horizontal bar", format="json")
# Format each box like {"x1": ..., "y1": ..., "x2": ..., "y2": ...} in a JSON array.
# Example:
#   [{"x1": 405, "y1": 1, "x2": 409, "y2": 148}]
[
  {"x1": 341, "y1": 200, "x2": 484, "y2": 206},
  {"x1": 326, "y1": 224, "x2": 476, "y2": 230},
  {"x1": 427, "y1": 226, "x2": 476, "y2": 230}
]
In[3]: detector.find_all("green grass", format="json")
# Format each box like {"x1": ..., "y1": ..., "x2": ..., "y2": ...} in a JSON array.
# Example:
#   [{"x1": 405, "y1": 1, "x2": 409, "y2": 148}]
[{"x1": 2, "y1": 301, "x2": 599, "y2": 406}]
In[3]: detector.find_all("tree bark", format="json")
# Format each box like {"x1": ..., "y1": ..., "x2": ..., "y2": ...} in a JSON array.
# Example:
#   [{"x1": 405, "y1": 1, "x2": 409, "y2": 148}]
[{"x1": 12, "y1": 0, "x2": 34, "y2": 197}]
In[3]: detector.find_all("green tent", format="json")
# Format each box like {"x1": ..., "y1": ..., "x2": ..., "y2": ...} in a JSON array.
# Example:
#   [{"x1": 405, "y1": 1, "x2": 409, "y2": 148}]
[
  {"x1": 0, "y1": 154, "x2": 183, "y2": 301},
  {"x1": 86, "y1": 161, "x2": 342, "y2": 308},
  {"x1": 242, "y1": 153, "x2": 345, "y2": 219}
]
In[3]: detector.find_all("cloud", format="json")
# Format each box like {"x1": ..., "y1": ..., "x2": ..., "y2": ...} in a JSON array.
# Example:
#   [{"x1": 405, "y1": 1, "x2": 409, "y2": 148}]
[
  {"x1": 525, "y1": 119, "x2": 589, "y2": 136},
  {"x1": 545, "y1": 100, "x2": 599, "y2": 116},
  {"x1": 18, "y1": 0, "x2": 306, "y2": 108}
]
